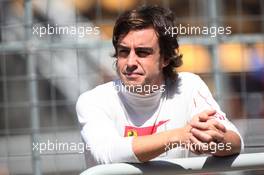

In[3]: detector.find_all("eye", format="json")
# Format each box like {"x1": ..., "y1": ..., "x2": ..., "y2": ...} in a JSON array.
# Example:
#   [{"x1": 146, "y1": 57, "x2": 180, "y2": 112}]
[
  {"x1": 117, "y1": 49, "x2": 130, "y2": 58},
  {"x1": 135, "y1": 48, "x2": 153, "y2": 58},
  {"x1": 135, "y1": 50, "x2": 151, "y2": 58}
]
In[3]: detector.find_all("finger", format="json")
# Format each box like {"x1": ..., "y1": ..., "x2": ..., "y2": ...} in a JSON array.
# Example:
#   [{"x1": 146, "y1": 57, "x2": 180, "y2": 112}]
[
  {"x1": 189, "y1": 135, "x2": 210, "y2": 154},
  {"x1": 191, "y1": 128, "x2": 212, "y2": 143},
  {"x1": 199, "y1": 109, "x2": 217, "y2": 122},
  {"x1": 212, "y1": 120, "x2": 226, "y2": 133},
  {"x1": 184, "y1": 123, "x2": 192, "y2": 133},
  {"x1": 205, "y1": 130, "x2": 224, "y2": 143},
  {"x1": 190, "y1": 114, "x2": 200, "y2": 123},
  {"x1": 190, "y1": 121, "x2": 225, "y2": 142},
  {"x1": 190, "y1": 121, "x2": 209, "y2": 130},
  {"x1": 189, "y1": 136, "x2": 203, "y2": 154},
  {"x1": 198, "y1": 112, "x2": 210, "y2": 122},
  {"x1": 205, "y1": 109, "x2": 217, "y2": 115}
]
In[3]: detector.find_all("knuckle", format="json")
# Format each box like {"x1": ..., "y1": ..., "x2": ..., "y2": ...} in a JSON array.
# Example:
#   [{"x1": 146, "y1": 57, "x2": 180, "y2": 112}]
[{"x1": 205, "y1": 136, "x2": 213, "y2": 142}]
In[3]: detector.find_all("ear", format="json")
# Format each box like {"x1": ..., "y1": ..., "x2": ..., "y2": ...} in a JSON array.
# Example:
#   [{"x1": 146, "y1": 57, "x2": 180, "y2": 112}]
[{"x1": 161, "y1": 57, "x2": 170, "y2": 68}]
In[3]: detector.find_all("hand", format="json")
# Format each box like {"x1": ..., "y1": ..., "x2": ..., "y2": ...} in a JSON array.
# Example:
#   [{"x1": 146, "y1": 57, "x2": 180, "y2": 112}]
[
  {"x1": 167, "y1": 124, "x2": 193, "y2": 150},
  {"x1": 188, "y1": 109, "x2": 227, "y2": 154}
]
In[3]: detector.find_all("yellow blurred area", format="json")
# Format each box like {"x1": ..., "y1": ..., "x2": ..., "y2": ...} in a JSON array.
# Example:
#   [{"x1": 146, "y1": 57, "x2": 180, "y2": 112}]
[
  {"x1": 98, "y1": 24, "x2": 114, "y2": 40},
  {"x1": 100, "y1": 0, "x2": 137, "y2": 12},
  {"x1": 13, "y1": 0, "x2": 137, "y2": 16},
  {"x1": 177, "y1": 43, "x2": 264, "y2": 73},
  {"x1": 219, "y1": 44, "x2": 251, "y2": 72},
  {"x1": 177, "y1": 45, "x2": 211, "y2": 73},
  {"x1": 72, "y1": 0, "x2": 95, "y2": 12},
  {"x1": 219, "y1": 43, "x2": 264, "y2": 72},
  {"x1": 71, "y1": 0, "x2": 138, "y2": 13},
  {"x1": 255, "y1": 43, "x2": 264, "y2": 61}
]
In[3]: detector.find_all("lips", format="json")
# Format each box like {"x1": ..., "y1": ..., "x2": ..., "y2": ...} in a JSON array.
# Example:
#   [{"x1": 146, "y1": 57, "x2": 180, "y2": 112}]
[{"x1": 123, "y1": 72, "x2": 143, "y2": 78}]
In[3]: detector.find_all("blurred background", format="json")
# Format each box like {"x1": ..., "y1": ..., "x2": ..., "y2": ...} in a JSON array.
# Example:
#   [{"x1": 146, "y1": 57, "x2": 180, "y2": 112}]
[{"x1": 0, "y1": 0, "x2": 263, "y2": 174}]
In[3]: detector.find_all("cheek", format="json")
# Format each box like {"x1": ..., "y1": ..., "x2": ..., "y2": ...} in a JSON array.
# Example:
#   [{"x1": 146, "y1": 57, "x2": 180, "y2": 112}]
[
  {"x1": 139, "y1": 63, "x2": 158, "y2": 77},
  {"x1": 116, "y1": 60, "x2": 124, "y2": 71},
  {"x1": 144, "y1": 59, "x2": 162, "y2": 72}
]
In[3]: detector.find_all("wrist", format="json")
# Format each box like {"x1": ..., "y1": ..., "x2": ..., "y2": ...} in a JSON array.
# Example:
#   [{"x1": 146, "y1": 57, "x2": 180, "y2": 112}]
[{"x1": 167, "y1": 127, "x2": 192, "y2": 149}]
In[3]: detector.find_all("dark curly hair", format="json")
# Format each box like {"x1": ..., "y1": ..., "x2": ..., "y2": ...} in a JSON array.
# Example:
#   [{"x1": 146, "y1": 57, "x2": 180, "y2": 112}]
[{"x1": 112, "y1": 5, "x2": 183, "y2": 83}]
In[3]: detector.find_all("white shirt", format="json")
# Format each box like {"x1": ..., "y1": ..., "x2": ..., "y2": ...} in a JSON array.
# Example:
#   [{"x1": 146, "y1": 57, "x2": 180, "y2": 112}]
[{"x1": 76, "y1": 72, "x2": 244, "y2": 167}]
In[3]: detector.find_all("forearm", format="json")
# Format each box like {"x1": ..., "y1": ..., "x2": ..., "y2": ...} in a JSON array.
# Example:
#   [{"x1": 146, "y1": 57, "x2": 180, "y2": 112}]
[
  {"x1": 212, "y1": 130, "x2": 241, "y2": 156},
  {"x1": 132, "y1": 126, "x2": 191, "y2": 162},
  {"x1": 132, "y1": 131, "x2": 170, "y2": 162}
]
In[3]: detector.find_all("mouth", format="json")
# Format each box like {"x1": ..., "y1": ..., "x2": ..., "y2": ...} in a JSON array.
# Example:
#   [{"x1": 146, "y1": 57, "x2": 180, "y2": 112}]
[{"x1": 123, "y1": 72, "x2": 143, "y2": 79}]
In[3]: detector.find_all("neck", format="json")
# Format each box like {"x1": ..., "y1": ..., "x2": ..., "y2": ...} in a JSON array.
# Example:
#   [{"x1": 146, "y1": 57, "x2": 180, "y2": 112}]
[{"x1": 122, "y1": 83, "x2": 165, "y2": 95}]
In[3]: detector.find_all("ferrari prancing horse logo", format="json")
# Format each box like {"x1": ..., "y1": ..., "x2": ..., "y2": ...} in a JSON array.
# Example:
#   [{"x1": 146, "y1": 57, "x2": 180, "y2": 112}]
[{"x1": 127, "y1": 130, "x2": 138, "y2": 137}]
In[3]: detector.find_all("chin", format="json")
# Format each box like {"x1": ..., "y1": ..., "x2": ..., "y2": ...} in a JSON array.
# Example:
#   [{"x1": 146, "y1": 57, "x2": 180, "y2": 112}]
[
  {"x1": 124, "y1": 81, "x2": 142, "y2": 86},
  {"x1": 122, "y1": 79, "x2": 145, "y2": 87}
]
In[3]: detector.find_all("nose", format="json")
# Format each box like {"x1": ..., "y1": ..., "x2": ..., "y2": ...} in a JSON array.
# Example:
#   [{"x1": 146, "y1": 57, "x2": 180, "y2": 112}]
[{"x1": 126, "y1": 50, "x2": 138, "y2": 73}]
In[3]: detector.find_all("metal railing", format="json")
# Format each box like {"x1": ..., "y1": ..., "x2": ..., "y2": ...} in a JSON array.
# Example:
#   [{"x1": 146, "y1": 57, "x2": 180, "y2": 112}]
[{"x1": 80, "y1": 153, "x2": 264, "y2": 175}]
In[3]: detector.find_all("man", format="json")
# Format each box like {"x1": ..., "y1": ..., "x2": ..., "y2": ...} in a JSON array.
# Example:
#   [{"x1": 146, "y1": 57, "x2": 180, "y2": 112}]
[{"x1": 76, "y1": 6, "x2": 243, "y2": 167}]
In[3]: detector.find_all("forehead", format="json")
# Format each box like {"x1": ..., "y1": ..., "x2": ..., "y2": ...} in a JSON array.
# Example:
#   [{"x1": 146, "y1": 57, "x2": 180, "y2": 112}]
[{"x1": 119, "y1": 28, "x2": 159, "y2": 47}]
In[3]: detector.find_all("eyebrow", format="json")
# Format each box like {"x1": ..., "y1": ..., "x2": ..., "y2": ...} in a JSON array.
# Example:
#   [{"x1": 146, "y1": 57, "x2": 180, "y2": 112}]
[
  {"x1": 117, "y1": 45, "x2": 130, "y2": 50},
  {"x1": 135, "y1": 47, "x2": 154, "y2": 53},
  {"x1": 117, "y1": 44, "x2": 154, "y2": 52}
]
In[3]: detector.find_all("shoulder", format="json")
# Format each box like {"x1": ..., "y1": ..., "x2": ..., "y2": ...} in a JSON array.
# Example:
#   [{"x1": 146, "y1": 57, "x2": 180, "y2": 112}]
[
  {"x1": 176, "y1": 72, "x2": 204, "y2": 90},
  {"x1": 76, "y1": 80, "x2": 118, "y2": 107},
  {"x1": 178, "y1": 72, "x2": 201, "y2": 82},
  {"x1": 166, "y1": 72, "x2": 202, "y2": 98}
]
